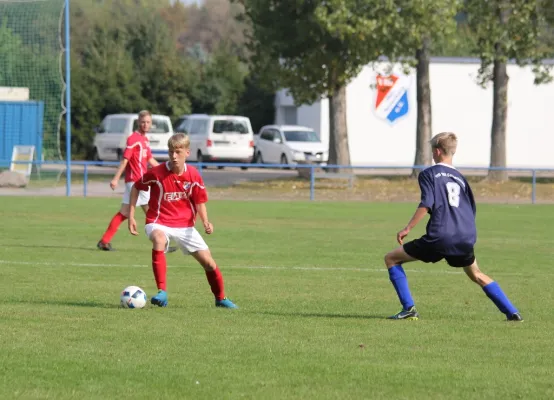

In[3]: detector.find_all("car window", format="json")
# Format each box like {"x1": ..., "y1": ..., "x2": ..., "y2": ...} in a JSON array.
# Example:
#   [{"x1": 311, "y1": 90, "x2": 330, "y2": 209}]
[
  {"x1": 109, "y1": 118, "x2": 128, "y2": 133},
  {"x1": 271, "y1": 129, "x2": 283, "y2": 142},
  {"x1": 260, "y1": 130, "x2": 274, "y2": 141},
  {"x1": 189, "y1": 119, "x2": 208, "y2": 135},
  {"x1": 179, "y1": 119, "x2": 192, "y2": 133},
  {"x1": 97, "y1": 119, "x2": 108, "y2": 134},
  {"x1": 173, "y1": 117, "x2": 184, "y2": 130},
  {"x1": 174, "y1": 118, "x2": 190, "y2": 133},
  {"x1": 133, "y1": 117, "x2": 171, "y2": 134},
  {"x1": 283, "y1": 130, "x2": 320, "y2": 142},
  {"x1": 212, "y1": 118, "x2": 249, "y2": 134}
]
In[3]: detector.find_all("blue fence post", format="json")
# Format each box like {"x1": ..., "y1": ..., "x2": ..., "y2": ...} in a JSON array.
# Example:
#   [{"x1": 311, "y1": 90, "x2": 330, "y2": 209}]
[
  {"x1": 531, "y1": 169, "x2": 536, "y2": 204},
  {"x1": 83, "y1": 163, "x2": 88, "y2": 198},
  {"x1": 310, "y1": 165, "x2": 315, "y2": 201}
]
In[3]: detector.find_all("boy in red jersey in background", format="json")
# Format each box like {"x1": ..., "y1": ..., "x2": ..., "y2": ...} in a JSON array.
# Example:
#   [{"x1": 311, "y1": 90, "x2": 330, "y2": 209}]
[
  {"x1": 128, "y1": 132, "x2": 238, "y2": 309},
  {"x1": 97, "y1": 110, "x2": 175, "y2": 253}
]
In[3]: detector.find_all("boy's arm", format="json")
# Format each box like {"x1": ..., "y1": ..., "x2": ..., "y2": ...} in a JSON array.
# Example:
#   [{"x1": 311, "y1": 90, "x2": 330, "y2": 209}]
[
  {"x1": 128, "y1": 185, "x2": 140, "y2": 236},
  {"x1": 110, "y1": 158, "x2": 129, "y2": 190},
  {"x1": 196, "y1": 203, "x2": 213, "y2": 234},
  {"x1": 397, "y1": 207, "x2": 429, "y2": 245}
]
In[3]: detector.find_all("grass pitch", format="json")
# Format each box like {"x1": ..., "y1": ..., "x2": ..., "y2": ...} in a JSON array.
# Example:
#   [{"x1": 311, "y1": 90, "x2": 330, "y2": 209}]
[{"x1": 0, "y1": 198, "x2": 552, "y2": 399}]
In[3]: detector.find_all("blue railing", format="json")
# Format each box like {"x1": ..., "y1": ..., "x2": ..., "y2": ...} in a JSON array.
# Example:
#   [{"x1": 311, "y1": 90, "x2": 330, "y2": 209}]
[{"x1": 2, "y1": 160, "x2": 553, "y2": 203}]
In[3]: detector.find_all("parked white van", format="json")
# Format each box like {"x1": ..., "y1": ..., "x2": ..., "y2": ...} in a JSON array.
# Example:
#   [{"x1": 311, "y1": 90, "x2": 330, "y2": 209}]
[
  {"x1": 173, "y1": 114, "x2": 255, "y2": 169},
  {"x1": 92, "y1": 113, "x2": 173, "y2": 161}
]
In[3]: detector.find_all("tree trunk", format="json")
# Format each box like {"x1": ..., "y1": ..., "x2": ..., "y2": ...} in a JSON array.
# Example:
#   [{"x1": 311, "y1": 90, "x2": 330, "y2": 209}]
[
  {"x1": 488, "y1": 56, "x2": 509, "y2": 182},
  {"x1": 411, "y1": 36, "x2": 433, "y2": 178},
  {"x1": 328, "y1": 83, "x2": 351, "y2": 172},
  {"x1": 488, "y1": 3, "x2": 509, "y2": 182}
]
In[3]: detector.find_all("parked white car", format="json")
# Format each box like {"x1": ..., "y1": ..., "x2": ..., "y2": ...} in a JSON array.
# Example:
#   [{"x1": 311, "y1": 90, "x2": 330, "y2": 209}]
[
  {"x1": 254, "y1": 125, "x2": 328, "y2": 165},
  {"x1": 92, "y1": 113, "x2": 173, "y2": 161},
  {"x1": 173, "y1": 114, "x2": 254, "y2": 169}
]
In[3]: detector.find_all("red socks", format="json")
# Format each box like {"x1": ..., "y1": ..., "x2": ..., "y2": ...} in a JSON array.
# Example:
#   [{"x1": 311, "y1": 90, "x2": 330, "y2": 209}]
[
  {"x1": 101, "y1": 212, "x2": 127, "y2": 243},
  {"x1": 152, "y1": 249, "x2": 167, "y2": 291},
  {"x1": 151, "y1": 252, "x2": 223, "y2": 300},
  {"x1": 205, "y1": 267, "x2": 225, "y2": 300}
]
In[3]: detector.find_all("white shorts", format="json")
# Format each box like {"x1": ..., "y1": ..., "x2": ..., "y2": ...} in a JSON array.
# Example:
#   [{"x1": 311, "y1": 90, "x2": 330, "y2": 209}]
[
  {"x1": 145, "y1": 223, "x2": 209, "y2": 254},
  {"x1": 122, "y1": 182, "x2": 149, "y2": 206}
]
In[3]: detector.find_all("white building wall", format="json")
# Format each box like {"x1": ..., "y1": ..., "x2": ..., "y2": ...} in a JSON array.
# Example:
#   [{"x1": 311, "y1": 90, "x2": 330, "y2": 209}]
[{"x1": 276, "y1": 59, "x2": 554, "y2": 168}]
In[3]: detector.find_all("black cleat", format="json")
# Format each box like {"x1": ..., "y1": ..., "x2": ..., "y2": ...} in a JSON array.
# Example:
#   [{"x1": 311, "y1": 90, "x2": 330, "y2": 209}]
[
  {"x1": 387, "y1": 306, "x2": 419, "y2": 320},
  {"x1": 97, "y1": 241, "x2": 114, "y2": 251},
  {"x1": 507, "y1": 312, "x2": 523, "y2": 322}
]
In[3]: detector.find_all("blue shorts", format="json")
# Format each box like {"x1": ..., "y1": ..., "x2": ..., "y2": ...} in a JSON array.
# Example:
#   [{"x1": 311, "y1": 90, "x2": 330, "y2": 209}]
[{"x1": 403, "y1": 238, "x2": 475, "y2": 268}]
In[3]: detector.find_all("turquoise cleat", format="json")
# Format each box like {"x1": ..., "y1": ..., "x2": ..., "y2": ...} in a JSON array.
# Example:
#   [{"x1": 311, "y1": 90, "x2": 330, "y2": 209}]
[
  {"x1": 215, "y1": 297, "x2": 238, "y2": 309},
  {"x1": 151, "y1": 290, "x2": 168, "y2": 307}
]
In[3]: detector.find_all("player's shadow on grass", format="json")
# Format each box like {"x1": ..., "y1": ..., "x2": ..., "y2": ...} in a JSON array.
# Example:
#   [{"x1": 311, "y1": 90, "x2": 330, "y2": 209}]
[
  {"x1": 8, "y1": 244, "x2": 105, "y2": 252},
  {"x1": 255, "y1": 310, "x2": 386, "y2": 320},
  {"x1": 7, "y1": 299, "x2": 120, "y2": 309}
]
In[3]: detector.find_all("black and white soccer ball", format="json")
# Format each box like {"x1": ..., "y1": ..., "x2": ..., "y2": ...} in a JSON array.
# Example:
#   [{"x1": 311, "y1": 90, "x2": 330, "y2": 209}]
[{"x1": 120, "y1": 286, "x2": 147, "y2": 309}]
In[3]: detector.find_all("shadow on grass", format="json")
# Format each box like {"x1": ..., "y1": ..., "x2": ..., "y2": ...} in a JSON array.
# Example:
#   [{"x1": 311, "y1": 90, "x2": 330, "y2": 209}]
[
  {"x1": 253, "y1": 310, "x2": 387, "y2": 320},
  {"x1": 6, "y1": 299, "x2": 120, "y2": 309},
  {"x1": 8, "y1": 244, "x2": 133, "y2": 252}
]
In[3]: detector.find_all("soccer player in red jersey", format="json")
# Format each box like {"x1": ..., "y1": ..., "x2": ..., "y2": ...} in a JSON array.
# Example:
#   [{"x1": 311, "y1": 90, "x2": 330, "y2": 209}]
[
  {"x1": 127, "y1": 132, "x2": 238, "y2": 308},
  {"x1": 96, "y1": 110, "x2": 176, "y2": 252}
]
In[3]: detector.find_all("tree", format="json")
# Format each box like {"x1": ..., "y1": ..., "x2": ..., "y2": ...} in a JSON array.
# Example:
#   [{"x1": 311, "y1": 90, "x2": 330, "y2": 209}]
[
  {"x1": 180, "y1": 0, "x2": 249, "y2": 58},
  {"x1": 239, "y1": 0, "x2": 399, "y2": 169},
  {"x1": 190, "y1": 45, "x2": 248, "y2": 115},
  {"x1": 384, "y1": 1, "x2": 460, "y2": 176},
  {"x1": 465, "y1": 0, "x2": 553, "y2": 181}
]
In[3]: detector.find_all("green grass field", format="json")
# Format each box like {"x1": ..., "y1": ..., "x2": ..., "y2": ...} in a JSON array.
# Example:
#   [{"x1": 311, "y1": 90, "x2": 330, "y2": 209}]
[{"x1": 1, "y1": 198, "x2": 553, "y2": 399}]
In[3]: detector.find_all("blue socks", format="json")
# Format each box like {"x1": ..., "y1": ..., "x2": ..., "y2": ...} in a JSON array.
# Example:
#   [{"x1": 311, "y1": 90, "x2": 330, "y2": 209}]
[
  {"x1": 388, "y1": 265, "x2": 414, "y2": 310},
  {"x1": 482, "y1": 282, "x2": 518, "y2": 316},
  {"x1": 388, "y1": 268, "x2": 518, "y2": 317}
]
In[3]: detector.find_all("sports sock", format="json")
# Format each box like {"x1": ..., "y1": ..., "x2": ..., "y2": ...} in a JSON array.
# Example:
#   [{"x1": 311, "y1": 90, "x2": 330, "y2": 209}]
[
  {"x1": 388, "y1": 265, "x2": 415, "y2": 310},
  {"x1": 101, "y1": 212, "x2": 127, "y2": 243},
  {"x1": 152, "y1": 249, "x2": 167, "y2": 291},
  {"x1": 482, "y1": 281, "x2": 518, "y2": 315},
  {"x1": 205, "y1": 266, "x2": 225, "y2": 301}
]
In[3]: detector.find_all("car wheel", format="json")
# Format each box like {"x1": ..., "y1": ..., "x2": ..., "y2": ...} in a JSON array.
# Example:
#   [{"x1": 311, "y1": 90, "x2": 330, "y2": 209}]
[
  {"x1": 257, "y1": 151, "x2": 264, "y2": 164},
  {"x1": 116, "y1": 149, "x2": 123, "y2": 161},
  {"x1": 92, "y1": 148, "x2": 102, "y2": 165},
  {"x1": 217, "y1": 166, "x2": 225, "y2": 170},
  {"x1": 281, "y1": 154, "x2": 290, "y2": 170},
  {"x1": 197, "y1": 151, "x2": 206, "y2": 169},
  {"x1": 240, "y1": 166, "x2": 248, "y2": 171}
]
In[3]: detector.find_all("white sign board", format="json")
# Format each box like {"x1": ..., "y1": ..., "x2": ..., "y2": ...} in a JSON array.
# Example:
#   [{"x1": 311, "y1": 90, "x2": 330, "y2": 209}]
[
  {"x1": 10, "y1": 145, "x2": 35, "y2": 177},
  {"x1": 0, "y1": 87, "x2": 30, "y2": 101}
]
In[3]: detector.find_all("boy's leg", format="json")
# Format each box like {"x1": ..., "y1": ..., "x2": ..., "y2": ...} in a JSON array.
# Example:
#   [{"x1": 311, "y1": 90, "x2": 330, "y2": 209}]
[
  {"x1": 191, "y1": 250, "x2": 237, "y2": 308},
  {"x1": 97, "y1": 203, "x2": 130, "y2": 250},
  {"x1": 463, "y1": 261, "x2": 521, "y2": 321},
  {"x1": 384, "y1": 245, "x2": 419, "y2": 319},
  {"x1": 145, "y1": 224, "x2": 170, "y2": 307},
  {"x1": 139, "y1": 204, "x2": 176, "y2": 253}
]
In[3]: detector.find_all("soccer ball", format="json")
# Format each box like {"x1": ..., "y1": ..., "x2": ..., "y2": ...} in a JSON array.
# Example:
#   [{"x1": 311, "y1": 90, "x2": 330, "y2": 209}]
[{"x1": 120, "y1": 286, "x2": 147, "y2": 309}]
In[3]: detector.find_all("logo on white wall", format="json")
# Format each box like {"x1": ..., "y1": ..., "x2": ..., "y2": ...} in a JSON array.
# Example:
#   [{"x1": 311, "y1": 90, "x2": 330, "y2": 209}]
[{"x1": 373, "y1": 73, "x2": 412, "y2": 125}]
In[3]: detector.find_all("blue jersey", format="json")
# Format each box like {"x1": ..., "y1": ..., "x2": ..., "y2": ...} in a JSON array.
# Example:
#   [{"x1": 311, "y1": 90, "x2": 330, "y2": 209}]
[{"x1": 417, "y1": 163, "x2": 477, "y2": 255}]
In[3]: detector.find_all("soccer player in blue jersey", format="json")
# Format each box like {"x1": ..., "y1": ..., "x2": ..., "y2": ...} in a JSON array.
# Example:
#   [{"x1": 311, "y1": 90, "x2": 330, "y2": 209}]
[{"x1": 384, "y1": 132, "x2": 522, "y2": 321}]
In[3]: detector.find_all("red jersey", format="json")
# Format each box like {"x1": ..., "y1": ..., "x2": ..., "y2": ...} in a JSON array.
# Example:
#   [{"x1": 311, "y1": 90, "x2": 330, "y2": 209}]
[
  {"x1": 134, "y1": 162, "x2": 208, "y2": 228},
  {"x1": 123, "y1": 132, "x2": 152, "y2": 183}
]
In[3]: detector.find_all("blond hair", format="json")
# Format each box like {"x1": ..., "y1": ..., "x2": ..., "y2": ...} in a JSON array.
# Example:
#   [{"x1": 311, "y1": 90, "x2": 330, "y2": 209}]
[
  {"x1": 168, "y1": 132, "x2": 190, "y2": 150},
  {"x1": 138, "y1": 110, "x2": 152, "y2": 120},
  {"x1": 430, "y1": 132, "x2": 457, "y2": 156}
]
